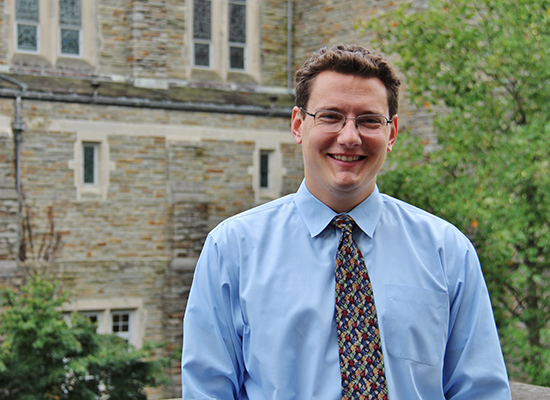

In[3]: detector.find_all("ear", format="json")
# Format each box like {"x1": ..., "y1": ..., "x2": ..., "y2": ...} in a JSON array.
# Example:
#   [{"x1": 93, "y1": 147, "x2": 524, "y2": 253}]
[
  {"x1": 291, "y1": 106, "x2": 304, "y2": 145},
  {"x1": 386, "y1": 114, "x2": 398, "y2": 153}
]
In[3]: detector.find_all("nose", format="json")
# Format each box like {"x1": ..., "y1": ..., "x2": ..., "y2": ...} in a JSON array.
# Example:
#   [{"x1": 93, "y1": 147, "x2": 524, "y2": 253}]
[{"x1": 337, "y1": 118, "x2": 361, "y2": 147}]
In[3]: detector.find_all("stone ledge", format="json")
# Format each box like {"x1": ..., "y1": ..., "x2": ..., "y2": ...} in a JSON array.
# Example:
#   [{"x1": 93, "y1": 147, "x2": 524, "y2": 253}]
[
  {"x1": 169, "y1": 257, "x2": 199, "y2": 271},
  {"x1": 511, "y1": 381, "x2": 550, "y2": 399},
  {"x1": 0, "y1": 188, "x2": 17, "y2": 200},
  {"x1": 0, "y1": 261, "x2": 17, "y2": 277}
]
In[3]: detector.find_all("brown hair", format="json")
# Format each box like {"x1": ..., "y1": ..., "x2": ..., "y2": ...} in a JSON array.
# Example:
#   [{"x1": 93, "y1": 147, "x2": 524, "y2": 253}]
[{"x1": 294, "y1": 44, "x2": 401, "y2": 117}]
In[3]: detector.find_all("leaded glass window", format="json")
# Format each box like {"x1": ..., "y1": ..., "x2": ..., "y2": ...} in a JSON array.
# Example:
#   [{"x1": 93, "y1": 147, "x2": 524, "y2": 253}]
[
  {"x1": 230, "y1": 47, "x2": 245, "y2": 70},
  {"x1": 229, "y1": 1, "x2": 246, "y2": 43},
  {"x1": 194, "y1": 43, "x2": 210, "y2": 67},
  {"x1": 61, "y1": 28, "x2": 80, "y2": 55},
  {"x1": 260, "y1": 150, "x2": 270, "y2": 188},
  {"x1": 16, "y1": 0, "x2": 39, "y2": 52},
  {"x1": 229, "y1": 0, "x2": 246, "y2": 70},
  {"x1": 16, "y1": 0, "x2": 39, "y2": 21},
  {"x1": 83, "y1": 142, "x2": 97, "y2": 185},
  {"x1": 193, "y1": 0, "x2": 212, "y2": 67},
  {"x1": 59, "y1": 0, "x2": 82, "y2": 55},
  {"x1": 60, "y1": 0, "x2": 81, "y2": 25}
]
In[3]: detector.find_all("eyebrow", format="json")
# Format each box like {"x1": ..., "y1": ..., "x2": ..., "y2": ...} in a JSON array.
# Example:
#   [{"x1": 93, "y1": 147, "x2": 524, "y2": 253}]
[{"x1": 316, "y1": 107, "x2": 389, "y2": 116}]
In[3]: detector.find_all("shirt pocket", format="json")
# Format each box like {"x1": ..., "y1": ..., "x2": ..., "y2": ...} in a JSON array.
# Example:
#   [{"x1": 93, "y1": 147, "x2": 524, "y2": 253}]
[{"x1": 384, "y1": 284, "x2": 449, "y2": 366}]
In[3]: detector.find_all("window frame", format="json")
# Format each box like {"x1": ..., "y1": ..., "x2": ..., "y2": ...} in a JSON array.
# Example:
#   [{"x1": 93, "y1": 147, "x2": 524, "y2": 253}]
[
  {"x1": 250, "y1": 143, "x2": 285, "y2": 203},
  {"x1": 68, "y1": 131, "x2": 115, "y2": 201},
  {"x1": 81, "y1": 310, "x2": 104, "y2": 332},
  {"x1": 15, "y1": 0, "x2": 40, "y2": 53},
  {"x1": 192, "y1": 0, "x2": 213, "y2": 68},
  {"x1": 188, "y1": 0, "x2": 259, "y2": 80},
  {"x1": 227, "y1": 0, "x2": 247, "y2": 71},
  {"x1": 110, "y1": 310, "x2": 132, "y2": 342},
  {"x1": 58, "y1": 0, "x2": 83, "y2": 57},
  {"x1": 9, "y1": 0, "x2": 96, "y2": 67},
  {"x1": 63, "y1": 298, "x2": 144, "y2": 348}
]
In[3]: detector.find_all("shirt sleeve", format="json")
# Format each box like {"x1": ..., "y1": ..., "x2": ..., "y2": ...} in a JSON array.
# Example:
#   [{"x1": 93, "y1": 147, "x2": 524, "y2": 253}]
[
  {"x1": 181, "y1": 233, "x2": 245, "y2": 399},
  {"x1": 442, "y1": 237, "x2": 511, "y2": 399}
]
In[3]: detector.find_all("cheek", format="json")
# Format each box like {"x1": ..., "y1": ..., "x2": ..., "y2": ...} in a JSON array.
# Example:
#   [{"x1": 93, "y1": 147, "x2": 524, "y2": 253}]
[
  {"x1": 302, "y1": 133, "x2": 331, "y2": 154},
  {"x1": 365, "y1": 136, "x2": 390, "y2": 154}
]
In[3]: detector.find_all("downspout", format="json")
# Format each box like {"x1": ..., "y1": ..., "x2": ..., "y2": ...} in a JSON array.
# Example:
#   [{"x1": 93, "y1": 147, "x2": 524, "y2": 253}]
[
  {"x1": 0, "y1": 74, "x2": 27, "y2": 265},
  {"x1": 287, "y1": 0, "x2": 293, "y2": 92}
]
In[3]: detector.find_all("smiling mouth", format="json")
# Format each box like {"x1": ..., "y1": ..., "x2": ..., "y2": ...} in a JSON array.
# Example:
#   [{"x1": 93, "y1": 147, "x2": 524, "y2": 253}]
[{"x1": 330, "y1": 154, "x2": 364, "y2": 162}]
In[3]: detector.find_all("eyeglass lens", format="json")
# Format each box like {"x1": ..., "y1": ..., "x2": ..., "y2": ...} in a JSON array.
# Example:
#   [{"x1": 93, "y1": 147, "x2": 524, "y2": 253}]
[{"x1": 314, "y1": 110, "x2": 389, "y2": 133}]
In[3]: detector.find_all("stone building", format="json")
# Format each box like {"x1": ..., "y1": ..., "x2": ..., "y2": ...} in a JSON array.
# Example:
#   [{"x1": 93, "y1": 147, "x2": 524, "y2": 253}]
[{"x1": 0, "y1": 0, "x2": 430, "y2": 397}]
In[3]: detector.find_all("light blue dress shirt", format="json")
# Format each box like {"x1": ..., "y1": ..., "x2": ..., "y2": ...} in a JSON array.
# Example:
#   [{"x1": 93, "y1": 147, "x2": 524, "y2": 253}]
[{"x1": 181, "y1": 181, "x2": 511, "y2": 399}]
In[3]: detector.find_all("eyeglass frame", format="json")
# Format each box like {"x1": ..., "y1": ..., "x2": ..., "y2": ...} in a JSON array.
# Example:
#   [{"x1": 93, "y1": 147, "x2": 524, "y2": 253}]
[{"x1": 299, "y1": 107, "x2": 396, "y2": 133}]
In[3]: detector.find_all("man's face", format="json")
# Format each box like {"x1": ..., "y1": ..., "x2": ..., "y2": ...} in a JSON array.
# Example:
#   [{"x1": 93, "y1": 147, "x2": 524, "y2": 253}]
[{"x1": 291, "y1": 71, "x2": 398, "y2": 212}]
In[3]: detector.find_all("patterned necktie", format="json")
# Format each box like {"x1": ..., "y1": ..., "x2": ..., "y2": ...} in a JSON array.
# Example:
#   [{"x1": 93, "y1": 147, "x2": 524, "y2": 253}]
[{"x1": 333, "y1": 215, "x2": 387, "y2": 400}]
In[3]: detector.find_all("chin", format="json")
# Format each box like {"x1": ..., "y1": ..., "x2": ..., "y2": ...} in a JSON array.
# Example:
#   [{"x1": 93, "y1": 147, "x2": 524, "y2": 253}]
[{"x1": 332, "y1": 177, "x2": 374, "y2": 195}]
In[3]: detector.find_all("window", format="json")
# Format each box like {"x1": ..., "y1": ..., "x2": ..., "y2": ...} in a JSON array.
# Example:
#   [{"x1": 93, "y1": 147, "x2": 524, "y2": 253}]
[
  {"x1": 64, "y1": 298, "x2": 144, "y2": 348},
  {"x1": 80, "y1": 310, "x2": 133, "y2": 342},
  {"x1": 250, "y1": 144, "x2": 284, "y2": 203},
  {"x1": 82, "y1": 311, "x2": 103, "y2": 331},
  {"x1": 59, "y1": 0, "x2": 82, "y2": 56},
  {"x1": 193, "y1": 0, "x2": 212, "y2": 67},
  {"x1": 228, "y1": 0, "x2": 246, "y2": 70},
  {"x1": 15, "y1": 0, "x2": 39, "y2": 52},
  {"x1": 259, "y1": 150, "x2": 271, "y2": 189},
  {"x1": 82, "y1": 142, "x2": 98, "y2": 185},
  {"x1": 10, "y1": 0, "x2": 96, "y2": 67},
  {"x1": 68, "y1": 131, "x2": 115, "y2": 201},
  {"x1": 189, "y1": 0, "x2": 258, "y2": 79},
  {"x1": 111, "y1": 311, "x2": 131, "y2": 342}
]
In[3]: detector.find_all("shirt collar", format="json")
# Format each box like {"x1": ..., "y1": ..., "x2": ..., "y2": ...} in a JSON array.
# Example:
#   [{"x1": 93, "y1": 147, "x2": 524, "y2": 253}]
[{"x1": 294, "y1": 180, "x2": 383, "y2": 239}]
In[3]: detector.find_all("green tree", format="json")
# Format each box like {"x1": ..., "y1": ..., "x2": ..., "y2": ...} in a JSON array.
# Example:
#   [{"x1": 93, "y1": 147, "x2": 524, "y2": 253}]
[
  {"x1": 361, "y1": 0, "x2": 550, "y2": 385},
  {"x1": 0, "y1": 274, "x2": 167, "y2": 399}
]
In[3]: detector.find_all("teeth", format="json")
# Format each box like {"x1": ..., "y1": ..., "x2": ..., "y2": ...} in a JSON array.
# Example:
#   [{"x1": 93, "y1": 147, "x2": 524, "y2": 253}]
[{"x1": 332, "y1": 155, "x2": 361, "y2": 162}]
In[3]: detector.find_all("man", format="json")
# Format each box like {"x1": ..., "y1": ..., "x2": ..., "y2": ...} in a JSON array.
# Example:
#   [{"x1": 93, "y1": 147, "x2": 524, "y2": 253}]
[{"x1": 181, "y1": 44, "x2": 511, "y2": 399}]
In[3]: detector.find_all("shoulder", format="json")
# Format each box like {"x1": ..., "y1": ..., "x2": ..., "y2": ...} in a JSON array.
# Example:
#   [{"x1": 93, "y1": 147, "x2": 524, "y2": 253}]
[
  {"x1": 380, "y1": 193, "x2": 454, "y2": 227},
  {"x1": 379, "y1": 193, "x2": 472, "y2": 248},
  {"x1": 209, "y1": 193, "x2": 297, "y2": 239}
]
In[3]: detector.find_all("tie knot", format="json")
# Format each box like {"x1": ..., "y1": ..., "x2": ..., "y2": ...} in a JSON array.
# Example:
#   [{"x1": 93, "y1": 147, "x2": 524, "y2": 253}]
[{"x1": 332, "y1": 214, "x2": 355, "y2": 233}]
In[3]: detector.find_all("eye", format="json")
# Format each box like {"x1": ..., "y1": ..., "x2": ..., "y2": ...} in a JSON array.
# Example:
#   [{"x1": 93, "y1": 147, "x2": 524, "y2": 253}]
[
  {"x1": 357, "y1": 115, "x2": 386, "y2": 127},
  {"x1": 316, "y1": 111, "x2": 344, "y2": 124}
]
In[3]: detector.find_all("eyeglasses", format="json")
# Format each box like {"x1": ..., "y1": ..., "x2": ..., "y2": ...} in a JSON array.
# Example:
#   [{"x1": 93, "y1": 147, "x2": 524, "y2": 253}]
[{"x1": 300, "y1": 107, "x2": 395, "y2": 134}]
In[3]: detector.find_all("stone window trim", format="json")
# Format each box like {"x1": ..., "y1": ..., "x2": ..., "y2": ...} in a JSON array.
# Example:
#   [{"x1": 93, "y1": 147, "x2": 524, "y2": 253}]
[
  {"x1": 7, "y1": 0, "x2": 96, "y2": 66},
  {"x1": 64, "y1": 297, "x2": 144, "y2": 348},
  {"x1": 187, "y1": 0, "x2": 261, "y2": 82},
  {"x1": 68, "y1": 131, "x2": 115, "y2": 201},
  {"x1": 249, "y1": 142, "x2": 286, "y2": 203}
]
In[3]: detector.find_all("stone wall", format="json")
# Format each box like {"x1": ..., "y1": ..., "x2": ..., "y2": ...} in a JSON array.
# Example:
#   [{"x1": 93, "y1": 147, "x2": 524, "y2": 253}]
[
  {"x1": 0, "y1": 0, "x2": 293, "y2": 87},
  {"x1": 261, "y1": 0, "x2": 291, "y2": 87},
  {"x1": 0, "y1": 121, "x2": 16, "y2": 260},
  {"x1": 126, "y1": 0, "x2": 169, "y2": 80},
  {"x1": 97, "y1": 1, "x2": 132, "y2": 76},
  {"x1": 0, "y1": 94, "x2": 300, "y2": 398}
]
